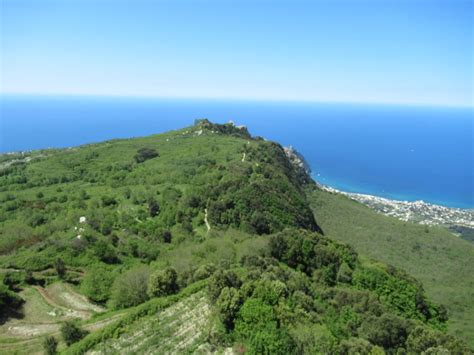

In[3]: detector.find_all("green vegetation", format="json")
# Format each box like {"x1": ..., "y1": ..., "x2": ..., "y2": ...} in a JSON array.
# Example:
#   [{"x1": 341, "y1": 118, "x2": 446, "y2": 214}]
[
  {"x1": 43, "y1": 335, "x2": 58, "y2": 355},
  {"x1": 205, "y1": 229, "x2": 462, "y2": 354},
  {"x1": 308, "y1": 187, "x2": 474, "y2": 347},
  {"x1": 0, "y1": 120, "x2": 471, "y2": 353},
  {"x1": 60, "y1": 321, "x2": 88, "y2": 346}
]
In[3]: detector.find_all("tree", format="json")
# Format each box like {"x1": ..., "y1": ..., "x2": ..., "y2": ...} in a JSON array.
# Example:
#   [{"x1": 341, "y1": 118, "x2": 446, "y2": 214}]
[
  {"x1": 42, "y1": 336, "x2": 58, "y2": 355},
  {"x1": 0, "y1": 282, "x2": 23, "y2": 313},
  {"x1": 110, "y1": 266, "x2": 150, "y2": 309},
  {"x1": 92, "y1": 240, "x2": 118, "y2": 264},
  {"x1": 208, "y1": 269, "x2": 242, "y2": 302},
  {"x1": 147, "y1": 267, "x2": 179, "y2": 297},
  {"x1": 337, "y1": 262, "x2": 353, "y2": 283},
  {"x1": 250, "y1": 211, "x2": 270, "y2": 235},
  {"x1": 54, "y1": 258, "x2": 66, "y2": 279},
  {"x1": 134, "y1": 148, "x2": 159, "y2": 163},
  {"x1": 81, "y1": 263, "x2": 115, "y2": 303},
  {"x1": 406, "y1": 326, "x2": 439, "y2": 354},
  {"x1": 359, "y1": 314, "x2": 408, "y2": 350},
  {"x1": 60, "y1": 321, "x2": 87, "y2": 346},
  {"x1": 216, "y1": 287, "x2": 241, "y2": 330},
  {"x1": 235, "y1": 298, "x2": 294, "y2": 354}
]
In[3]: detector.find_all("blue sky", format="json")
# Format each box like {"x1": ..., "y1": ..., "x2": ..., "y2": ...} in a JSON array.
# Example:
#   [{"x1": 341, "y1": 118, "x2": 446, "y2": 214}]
[{"x1": 1, "y1": 0, "x2": 472, "y2": 107}]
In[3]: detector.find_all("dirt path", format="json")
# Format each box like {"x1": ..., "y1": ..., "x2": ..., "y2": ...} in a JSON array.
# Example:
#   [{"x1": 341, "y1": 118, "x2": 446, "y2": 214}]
[
  {"x1": 0, "y1": 282, "x2": 110, "y2": 354},
  {"x1": 204, "y1": 208, "x2": 211, "y2": 232},
  {"x1": 33, "y1": 285, "x2": 91, "y2": 319}
]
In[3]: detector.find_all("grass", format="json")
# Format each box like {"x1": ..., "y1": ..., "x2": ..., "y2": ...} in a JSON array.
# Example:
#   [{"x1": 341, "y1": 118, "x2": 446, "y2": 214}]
[{"x1": 308, "y1": 187, "x2": 474, "y2": 346}]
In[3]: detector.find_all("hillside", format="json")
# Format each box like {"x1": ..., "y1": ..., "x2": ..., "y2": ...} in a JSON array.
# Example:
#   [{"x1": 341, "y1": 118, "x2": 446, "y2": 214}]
[
  {"x1": 0, "y1": 120, "x2": 471, "y2": 354},
  {"x1": 308, "y1": 187, "x2": 474, "y2": 347}
]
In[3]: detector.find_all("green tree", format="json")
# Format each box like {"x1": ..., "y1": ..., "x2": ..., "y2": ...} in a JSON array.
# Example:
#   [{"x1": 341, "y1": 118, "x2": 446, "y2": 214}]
[
  {"x1": 60, "y1": 321, "x2": 87, "y2": 346},
  {"x1": 216, "y1": 287, "x2": 241, "y2": 330},
  {"x1": 110, "y1": 266, "x2": 150, "y2": 308},
  {"x1": 208, "y1": 269, "x2": 241, "y2": 302},
  {"x1": 359, "y1": 313, "x2": 408, "y2": 350},
  {"x1": 406, "y1": 326, "x2": 439, "y2": 353},
  {"x1": 81, "y1": 263, "x2": 115, "y2": 303},
  {"x1": 147, "y1": 267, "x2": 179, "y2": 297},
  {"x1": 0, "y1": 282, "x2": 23, "y2": 313},
  {"x1": 92, "y1": 240, "x2": 118, "y2": 264}
]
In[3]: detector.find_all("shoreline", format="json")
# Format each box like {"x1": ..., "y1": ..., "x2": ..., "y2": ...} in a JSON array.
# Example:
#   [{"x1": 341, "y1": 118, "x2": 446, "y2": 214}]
[
  {"x1": 317, "y1": 183, "x2": 474, "y2": 230},
  {"x1": 312, "y1": 175, "x2": 472, "y2": 210}
]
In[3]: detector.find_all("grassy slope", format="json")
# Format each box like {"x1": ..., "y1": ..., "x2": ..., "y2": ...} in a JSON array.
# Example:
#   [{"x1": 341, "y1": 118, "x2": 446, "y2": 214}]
[{"x1": 308, "y1": 187, "x2": 474, "y2": 346}]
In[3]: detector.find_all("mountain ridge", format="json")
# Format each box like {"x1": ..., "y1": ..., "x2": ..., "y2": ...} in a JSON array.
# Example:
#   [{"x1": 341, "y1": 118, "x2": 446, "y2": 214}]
[{"x1": 0, "y1": 120, "x2": 472, "y2": 353}]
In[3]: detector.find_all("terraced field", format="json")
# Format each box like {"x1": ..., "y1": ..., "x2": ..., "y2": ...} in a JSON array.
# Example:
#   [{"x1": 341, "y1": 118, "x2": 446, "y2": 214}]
[
  {"x1": 88, "y1": 290, "x2": 210, "y2": 354},
  {"x1": 0, "y1": 282, "x2": 110, "y2": 354}
]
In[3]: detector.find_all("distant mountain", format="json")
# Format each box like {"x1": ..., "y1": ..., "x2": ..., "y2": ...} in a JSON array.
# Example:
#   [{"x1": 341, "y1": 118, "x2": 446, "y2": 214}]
[{"x1": 0, "y1": 120, "x2": 471, "y2": 354}]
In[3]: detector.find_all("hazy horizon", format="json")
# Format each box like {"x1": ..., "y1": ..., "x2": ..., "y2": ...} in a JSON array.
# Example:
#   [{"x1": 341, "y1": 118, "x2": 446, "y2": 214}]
[{"x1": 1, "y1": 0, "x2": 472, "y2": 107}]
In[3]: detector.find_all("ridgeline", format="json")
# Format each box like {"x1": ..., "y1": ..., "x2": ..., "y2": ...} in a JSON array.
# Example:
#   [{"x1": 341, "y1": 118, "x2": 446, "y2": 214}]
[{"x1": 0, "y1": 120, "x2": 472, "y2": 354}]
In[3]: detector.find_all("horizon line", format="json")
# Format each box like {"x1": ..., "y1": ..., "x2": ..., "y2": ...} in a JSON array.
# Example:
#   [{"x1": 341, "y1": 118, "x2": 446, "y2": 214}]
[{"x1": 1, "y1": 91, "x2": 473, "y2": 110}]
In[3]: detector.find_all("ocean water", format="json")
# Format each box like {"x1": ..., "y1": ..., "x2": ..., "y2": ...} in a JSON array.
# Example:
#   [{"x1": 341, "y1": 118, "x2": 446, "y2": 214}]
[{"x1": 1, "y1": 94, "x2": 473, "y2": 208}]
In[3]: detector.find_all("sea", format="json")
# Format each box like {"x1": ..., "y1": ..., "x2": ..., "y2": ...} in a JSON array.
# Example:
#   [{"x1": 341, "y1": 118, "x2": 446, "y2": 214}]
[{"x1": 1, "y1": 94, "x2": 473, "y2": 209}]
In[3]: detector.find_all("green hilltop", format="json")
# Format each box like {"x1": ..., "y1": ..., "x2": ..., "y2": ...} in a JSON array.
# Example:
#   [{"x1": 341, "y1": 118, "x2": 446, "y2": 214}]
[{"x1": 0, "y1": 120, "x2": 472, "y2": 354}]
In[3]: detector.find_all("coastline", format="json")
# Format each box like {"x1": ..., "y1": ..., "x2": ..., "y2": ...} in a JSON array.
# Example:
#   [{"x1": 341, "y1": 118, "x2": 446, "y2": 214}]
[{"x1": 316, "y1": 183, "x2": 474, "y2": 232}]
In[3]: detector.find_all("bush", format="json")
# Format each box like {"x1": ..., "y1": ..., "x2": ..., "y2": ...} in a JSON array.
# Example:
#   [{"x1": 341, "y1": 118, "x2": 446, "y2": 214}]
[
  {"x1": 42, "y1": 335, "x2": 58, "y2": 355},
  {"x1": 110, "y1": 266, "x2": 150, "y2": 309},
  {"x1": 60, "y1": 321, "x2": 88, "y2": 346},
  {"x1": 0, "y1": 282, "x2": 23, "y2": 313},
  {"x1": 101, "y1": 195, "x2": 117, "y2": 207},
  {"x1": 81, "y1": 263, "x2": 116, "y2": 303},
  {"x1": 134, "y1": 148, "x2": 159, "y2": 163},
  {"x1": 147, "y1": 267, "x2": 179, "y2": 298},
  {"x1": 147, "y1": 197, "x2": 160, "y2": 217}
]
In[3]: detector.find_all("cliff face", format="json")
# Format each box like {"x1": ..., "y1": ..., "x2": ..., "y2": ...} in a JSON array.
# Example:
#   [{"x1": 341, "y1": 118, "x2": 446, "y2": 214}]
[{"x1": 284, "y1": 145, "x2": 313, "y2": 185}]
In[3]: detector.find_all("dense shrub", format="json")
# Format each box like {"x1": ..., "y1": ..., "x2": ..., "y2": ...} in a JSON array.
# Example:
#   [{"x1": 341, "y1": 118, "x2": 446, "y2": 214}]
[
  {"x1": 234, "y1": 298, "x2": 295, "y2": 354},
  {"x1": 110, "y1": 266, "x2": 150, "y2": 309},
  {"x1": 0, "y1": 282, "x2": 24, "y2": 312},
  {"x1": 60, "y1": 321, "x2": 88, "y2": 346},
  {"x1": 81, "y1": 263, "x2": 116, "y2": 303},
  {"x1": 147, "y1": 267, "x2": 179, "y2": 297},
  {"x1": 208, "y1": 269, "x2": 242, "y2": 302},
  {"x1": 42, "y1": 336, "x2": 58, "y2": 355},
  {"x1": 358, "y1": 313, "x2": 409, "y2": 350},
  {"x1": 134, "y1": 148, "x2": 159, "y2": 163}
]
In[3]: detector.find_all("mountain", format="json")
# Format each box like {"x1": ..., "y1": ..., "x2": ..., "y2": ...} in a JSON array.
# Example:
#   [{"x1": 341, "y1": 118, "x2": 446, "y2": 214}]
[{"x1": 0, "y1": 120, "x2": 471, "y2": 354}]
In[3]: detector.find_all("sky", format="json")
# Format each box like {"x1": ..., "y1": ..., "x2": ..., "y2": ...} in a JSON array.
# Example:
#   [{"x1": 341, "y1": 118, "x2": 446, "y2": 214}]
[{"x1": 1, "y1": 0, "x2": 473, "y2": 107}]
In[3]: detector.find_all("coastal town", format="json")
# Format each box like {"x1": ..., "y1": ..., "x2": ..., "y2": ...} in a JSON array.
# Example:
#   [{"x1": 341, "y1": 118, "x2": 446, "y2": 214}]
[{"x1": 320, "y1": 185, "x2": 474, "y2": 231}]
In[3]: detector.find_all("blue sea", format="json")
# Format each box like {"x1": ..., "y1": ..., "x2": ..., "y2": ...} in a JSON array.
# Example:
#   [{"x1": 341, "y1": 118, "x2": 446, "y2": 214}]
[{"x1": 1, "y1": 94, "x2": 473, "y2": 208}]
